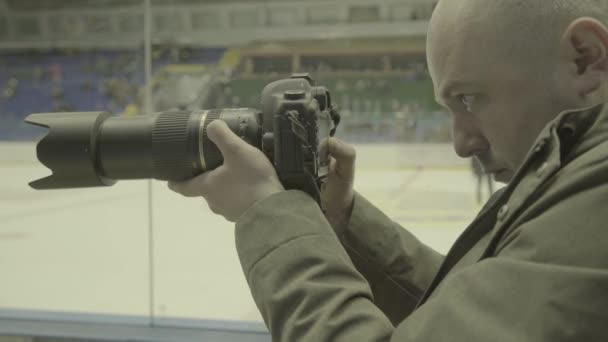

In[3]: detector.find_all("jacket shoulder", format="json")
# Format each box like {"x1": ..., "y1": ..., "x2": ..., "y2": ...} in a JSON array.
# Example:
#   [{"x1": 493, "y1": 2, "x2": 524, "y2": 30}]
[{"x1": 497, "y1": 140, "x2": 608, "y2": 269}]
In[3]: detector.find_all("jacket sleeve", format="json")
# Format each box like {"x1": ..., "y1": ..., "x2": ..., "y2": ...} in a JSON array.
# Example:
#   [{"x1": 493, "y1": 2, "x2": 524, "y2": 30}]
[
  {"x1": 236, "y1": 190, "x2": 394, "y2": 342},
  {"x1": 235, "y1": 190, "x2": 442, "y2": 341},
  {"x1": 337, "y1": 192, "x2": 444, "y2": 324}
]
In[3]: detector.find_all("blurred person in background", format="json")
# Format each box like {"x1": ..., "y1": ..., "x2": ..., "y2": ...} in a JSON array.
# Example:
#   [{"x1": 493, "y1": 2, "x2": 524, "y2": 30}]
[{"x1": 170, "y1": 0, "x2": 608, "y2": 340}]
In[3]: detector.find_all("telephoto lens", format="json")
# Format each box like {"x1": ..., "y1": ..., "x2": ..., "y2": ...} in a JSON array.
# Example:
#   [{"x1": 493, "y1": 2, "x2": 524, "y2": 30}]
[
  {"x1": 25, "y1": 74, "x2": 340, "y2": 203},
  {"x1": 24, "y1": 108, "x2": 262, "y2": 189}
]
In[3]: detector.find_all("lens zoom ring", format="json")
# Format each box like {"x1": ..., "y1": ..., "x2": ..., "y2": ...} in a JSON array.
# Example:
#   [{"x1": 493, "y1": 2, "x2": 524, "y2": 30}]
[
  {"x1": 202, "y1": 109, "x2": 223, "y2": 170},
  {"x1": 152, "y1": 111, "x2": 193, "y2": 180}
]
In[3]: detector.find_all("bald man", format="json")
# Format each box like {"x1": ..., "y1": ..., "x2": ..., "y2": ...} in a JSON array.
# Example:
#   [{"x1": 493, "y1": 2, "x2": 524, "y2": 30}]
[{"x1": 170, "y1": 1, "x2": 608, "y2": 340}]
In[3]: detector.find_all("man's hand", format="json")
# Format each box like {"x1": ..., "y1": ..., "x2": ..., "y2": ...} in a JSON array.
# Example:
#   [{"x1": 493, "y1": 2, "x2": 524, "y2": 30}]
[
  {"x1": 322, "y1": 137, "x2": 356, "y2": 235},
  {"x1": 168, "y1": 120, "x2": 284, "y2": 222}
]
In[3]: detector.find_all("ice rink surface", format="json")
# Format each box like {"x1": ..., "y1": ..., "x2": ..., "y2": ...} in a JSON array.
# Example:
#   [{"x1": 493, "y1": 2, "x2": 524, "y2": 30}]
[{"x1": 0, "y1": 142, "x2": 499, "y2": 326}]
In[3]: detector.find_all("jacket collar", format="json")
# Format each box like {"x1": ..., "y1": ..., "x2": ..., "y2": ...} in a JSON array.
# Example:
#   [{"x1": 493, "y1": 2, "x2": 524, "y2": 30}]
[
  {"x1": 557, "y1": 102, "x2": 608, "y2": 164},
  {"x1": 506, "y1": 101, "x2": 608, "y2": 187}
]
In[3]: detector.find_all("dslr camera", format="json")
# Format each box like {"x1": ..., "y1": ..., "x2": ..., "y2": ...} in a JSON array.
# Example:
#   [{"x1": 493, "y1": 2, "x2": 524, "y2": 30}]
[{"x1": 25, "y1": 73, "x2": 340, "y2": 205}]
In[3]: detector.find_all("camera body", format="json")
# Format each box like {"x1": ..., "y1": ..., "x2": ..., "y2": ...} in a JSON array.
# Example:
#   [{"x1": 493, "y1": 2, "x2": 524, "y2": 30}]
[
  {"x1": 259, "y1": 73, "x2": 339, "y2": 204},
  {"x1": 25, "y1": 73, "x2": 340, "y2": 205}
]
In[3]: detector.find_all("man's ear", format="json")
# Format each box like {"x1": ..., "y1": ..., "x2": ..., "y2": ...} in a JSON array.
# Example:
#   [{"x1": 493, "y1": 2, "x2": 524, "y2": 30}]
[{"x1": 561, "y1": 18, "x2": 608, "y2": 98}]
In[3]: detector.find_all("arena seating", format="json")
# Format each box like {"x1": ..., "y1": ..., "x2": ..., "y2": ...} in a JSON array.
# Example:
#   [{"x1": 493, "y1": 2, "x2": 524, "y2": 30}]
[{"x1": 0, "y1": 48, "x2": 226, "y2": 139}]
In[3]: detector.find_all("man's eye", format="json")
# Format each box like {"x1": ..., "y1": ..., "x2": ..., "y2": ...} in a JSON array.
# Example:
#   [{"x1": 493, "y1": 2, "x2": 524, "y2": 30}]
[{"x1": 459, "y1": 94, "x2": 476, "y2": 112}]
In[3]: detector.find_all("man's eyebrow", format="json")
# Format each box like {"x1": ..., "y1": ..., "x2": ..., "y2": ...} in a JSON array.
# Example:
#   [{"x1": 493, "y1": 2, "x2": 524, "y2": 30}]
[{"x1": 437, "y1": 80, "x2": 477, "y2": 102}]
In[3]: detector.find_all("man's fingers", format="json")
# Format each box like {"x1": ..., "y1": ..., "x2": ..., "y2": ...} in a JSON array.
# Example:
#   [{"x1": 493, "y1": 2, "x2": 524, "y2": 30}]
[
  {"x1": 327, "y1": 137, "x2": 356, "y2": 181},
  {"x1": 168, "y1": 179, "x2": 198, "y2": 197},
  {"x1": 328, "y1": 157, "x2": 351, "y2": 185},
  {"x1": 168, "y1": 173, "x2": 212, "y2": 197},
  {"x1": 328, "y1": 137, "x2": 356, "y2": 161},
  {"x1": 206, "y1": 120, "x2": 249, "y2": 159}
]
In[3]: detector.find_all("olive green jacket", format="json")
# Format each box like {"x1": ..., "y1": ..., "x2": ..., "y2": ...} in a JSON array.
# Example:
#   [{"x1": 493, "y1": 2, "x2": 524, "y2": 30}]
[{"x1": 235, "y1": 103, "x2": 608, "y2": 341}]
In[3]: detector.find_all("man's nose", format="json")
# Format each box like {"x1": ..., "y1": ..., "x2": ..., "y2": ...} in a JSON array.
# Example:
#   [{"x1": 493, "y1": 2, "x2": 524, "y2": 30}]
[{"x1": 451, "y1": 115, "x2": 488, "y2": 158}]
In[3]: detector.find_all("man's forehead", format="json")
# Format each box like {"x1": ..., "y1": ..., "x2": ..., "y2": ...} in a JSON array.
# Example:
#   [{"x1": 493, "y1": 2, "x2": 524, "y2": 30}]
[
  {"x1": 427, "y1": 1, "x2": 522, "y2": 94},
  {"x1": 428, "y1": 3, "x2": 484, "y2": 63},
  {"x1": 427, "y1": 27, "x2": 493, "y2": 97}
]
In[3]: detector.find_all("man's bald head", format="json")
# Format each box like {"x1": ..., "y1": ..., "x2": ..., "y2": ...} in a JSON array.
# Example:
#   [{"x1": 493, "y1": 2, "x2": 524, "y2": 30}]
[
  {"x1": 430, "y1": 0, "x2": 608, "y2": 32},
  {"x1": 426, "y1": 0, "x2": 608, "y2": 184},
  {"x1": 429, "y1": 0, "x2": 608, "y2": 70}
]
